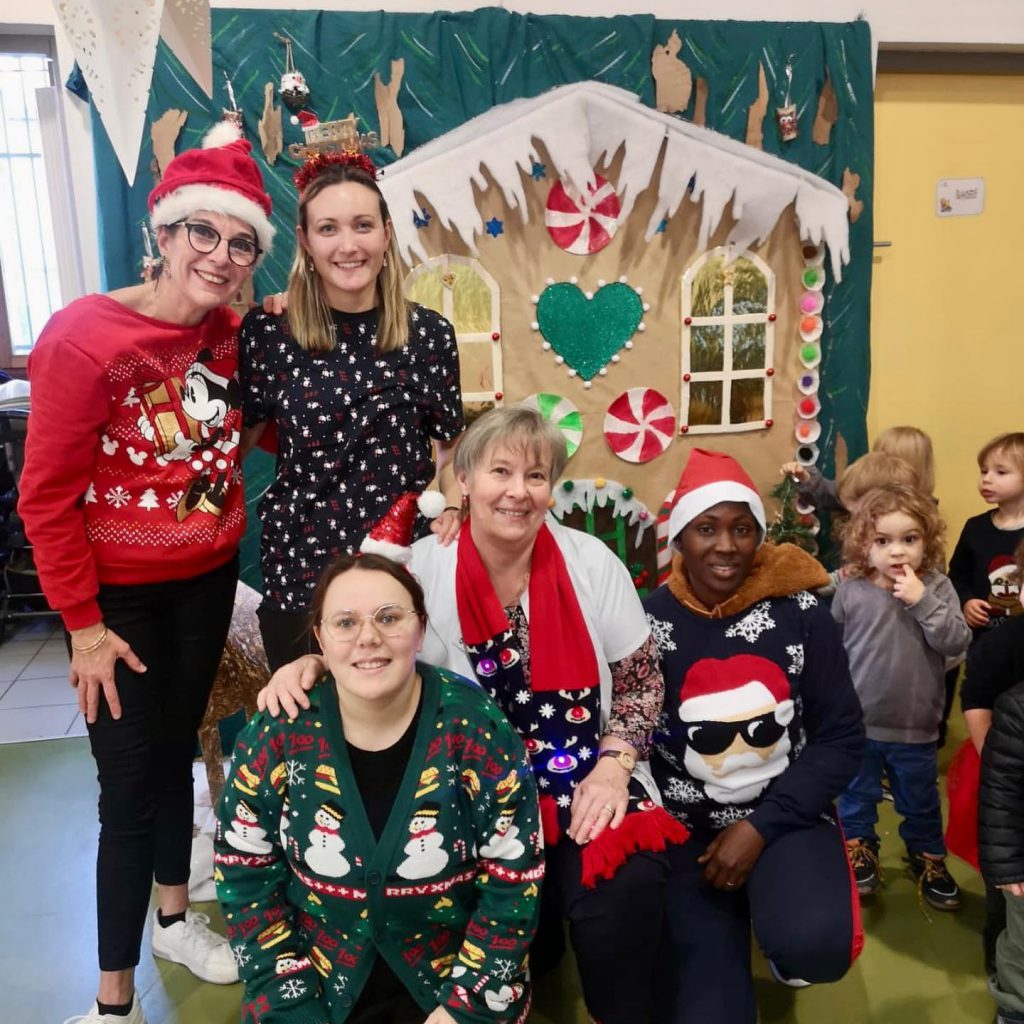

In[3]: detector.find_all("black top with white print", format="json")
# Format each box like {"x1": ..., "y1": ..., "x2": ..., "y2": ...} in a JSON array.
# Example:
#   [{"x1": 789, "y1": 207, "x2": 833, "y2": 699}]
[{"x1": 240, "y1": 303, "x2": 463, "y2": 610}]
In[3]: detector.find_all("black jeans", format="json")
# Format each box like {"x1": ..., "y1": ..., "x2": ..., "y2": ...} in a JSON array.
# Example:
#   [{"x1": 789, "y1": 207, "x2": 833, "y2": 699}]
[
  {"x1": 256, "y1": 604, "x2": 314, "y2": 673},
  {"x1": 82, "y1": 556, "x2": 237, "y2": 971}
]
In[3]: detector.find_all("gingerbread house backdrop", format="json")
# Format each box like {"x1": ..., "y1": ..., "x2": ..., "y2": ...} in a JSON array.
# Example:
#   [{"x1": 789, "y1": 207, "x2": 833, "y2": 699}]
[{"x1": 83, "y1": 10, "x2": 873, "y2": 589}]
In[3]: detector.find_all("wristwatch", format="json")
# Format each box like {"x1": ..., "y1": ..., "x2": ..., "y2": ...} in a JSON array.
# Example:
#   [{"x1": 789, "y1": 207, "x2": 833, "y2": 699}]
[{"x1": 598, "y1": 748, "x2": 636, "y2": 772}]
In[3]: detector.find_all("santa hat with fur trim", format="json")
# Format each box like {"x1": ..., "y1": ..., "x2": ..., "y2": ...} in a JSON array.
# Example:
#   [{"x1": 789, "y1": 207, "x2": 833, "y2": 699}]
[
  {"x1": 148, "y1": 122, "x2": 275, "y2": 260},
  {"x1": 678, "y1": 654, "x2": 794, "y2": 725},
  {"x1": 666, "y1": 448, "x2": 766, "y2": 545},
  {"x1": 360, "y1": 491, "x2": 447, "y2": 564}
]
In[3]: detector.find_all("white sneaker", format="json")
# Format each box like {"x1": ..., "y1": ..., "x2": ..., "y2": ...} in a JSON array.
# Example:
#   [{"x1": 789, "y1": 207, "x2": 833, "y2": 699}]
[
  {"x1": 767, "y1": 958, "x2": 813, "y2": 988},
  {"x1": 151, "y1": 908, "x2": 239, "y2": 984},
  {"x1": 63, "y1": 991, "x2": 147, "y2": 1024}
]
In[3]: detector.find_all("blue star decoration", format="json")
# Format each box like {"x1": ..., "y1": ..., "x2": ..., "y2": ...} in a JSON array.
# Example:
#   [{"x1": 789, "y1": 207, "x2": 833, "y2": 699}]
[
  {"x1": 655, "y1": 218, "x2": 669, "y2": 234},
  {"x1": 413, "y1": 207, "x2": 431, "y2": 229},
  {"x1": 530, "y1": 161, "x2": 547, "y2": 181},
  {"x1": 485, "y1": 217, "x2": 504, "y2": 238}
]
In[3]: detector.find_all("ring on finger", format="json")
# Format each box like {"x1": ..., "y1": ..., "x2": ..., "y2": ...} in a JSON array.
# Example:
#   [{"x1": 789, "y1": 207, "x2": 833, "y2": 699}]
[
  {"x1": 602, "y1": 803, "x2": 615, "y2": 814},
  {"x1": 725, "y1": 880, "x2": 738, "y2": 889}
]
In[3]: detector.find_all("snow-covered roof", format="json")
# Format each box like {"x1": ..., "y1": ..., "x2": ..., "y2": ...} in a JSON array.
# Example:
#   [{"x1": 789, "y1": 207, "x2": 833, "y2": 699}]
[{"x1": 381, "y1": 80, "x2": 851, "y2": 280}]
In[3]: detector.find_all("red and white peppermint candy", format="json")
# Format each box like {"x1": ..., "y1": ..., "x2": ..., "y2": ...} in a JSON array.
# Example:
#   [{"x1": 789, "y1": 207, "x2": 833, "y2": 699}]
[
  {"x1": 604, "y1": 388, "x2": 675, "y2": 464},
  {"x1": 544, "y1": 174, "x2": 621, "y2": 255}
]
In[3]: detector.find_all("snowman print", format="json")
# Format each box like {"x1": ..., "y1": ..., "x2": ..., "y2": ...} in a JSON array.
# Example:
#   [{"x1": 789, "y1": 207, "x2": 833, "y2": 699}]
[
  {"x1": 478, "y1": 808, "x2": 525, "y2": 861},
  {"x1": 225, "y1": 798, "x2": 272, "y2": 854},
  {"x1": 396, "y1": 802, "x2": 449, "y2": 880},
  {"x1": 303, "y1": 802, "x2": 350, "y2": 877}
]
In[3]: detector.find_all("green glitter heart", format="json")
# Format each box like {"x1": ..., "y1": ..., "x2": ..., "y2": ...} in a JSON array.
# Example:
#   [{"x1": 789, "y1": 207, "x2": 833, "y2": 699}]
[{"x1": 537, "y1": 282, "x2": 644, "y2": 381}]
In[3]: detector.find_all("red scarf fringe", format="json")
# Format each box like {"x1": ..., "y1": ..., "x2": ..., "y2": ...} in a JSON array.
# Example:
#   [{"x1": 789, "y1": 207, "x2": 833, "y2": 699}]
[{"x1": 580, "y1": 807, "x2": 690, "y2": 889}]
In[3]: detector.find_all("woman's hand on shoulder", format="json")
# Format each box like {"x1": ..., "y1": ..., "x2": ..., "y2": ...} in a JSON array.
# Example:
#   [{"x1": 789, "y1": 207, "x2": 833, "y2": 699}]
[
  {"x1": 69, "y1": 624, "x2": 147, "y2": 723},
  {"x1": 257, "y1": 654, "x2": 324, "y2": 717},
  {"x1": 430, "y1": 507, "x2": 463, "y2": 547},
  {"x1": 423, "y1": 1008, "x2": 458, "y2": 1024},
  {"x1": 566, "y1": 754, "x2": 631, "y2": 845},
  {"x1": 697, "y1": 819, "x2": 766, "y2": 890},
  {"x1": 261, "y1": 292, "x2": 288, "y2": 316}
]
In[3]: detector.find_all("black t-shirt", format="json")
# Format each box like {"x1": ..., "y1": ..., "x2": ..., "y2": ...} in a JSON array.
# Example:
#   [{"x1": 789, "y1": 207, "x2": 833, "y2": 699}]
[
  {"x1": 240, "y1": 303, "x2": 463, "y2": 611},
  {"x1": 948, "y1": 511, "x2": 1024, "y2": 637},
  {"x1": 347, "y1": 690, "x2": 424, "y2": 1018}
]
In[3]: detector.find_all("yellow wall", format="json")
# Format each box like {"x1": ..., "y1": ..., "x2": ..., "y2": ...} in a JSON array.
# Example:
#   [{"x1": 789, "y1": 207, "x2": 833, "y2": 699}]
[{"x1": 871, "y1": 71, "x2": 1024, "y2": 549}]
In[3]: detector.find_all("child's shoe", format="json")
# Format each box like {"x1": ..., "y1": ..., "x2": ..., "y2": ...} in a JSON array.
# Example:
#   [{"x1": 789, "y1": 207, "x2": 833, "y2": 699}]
[
  {"x1": 995, "y1": 1012, "x2": 1024, "y2": 1024},
  {"x1": 905, "y1": 851, "x2": 960, "y2": 911},
  {"x1": 846, "y1": 838, "x2": 882, "y2": 897}
]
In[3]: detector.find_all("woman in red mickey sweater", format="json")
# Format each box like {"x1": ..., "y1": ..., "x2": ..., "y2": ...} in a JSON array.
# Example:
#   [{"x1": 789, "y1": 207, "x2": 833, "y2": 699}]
[{"x1": 19, "y1": 124, "x2": 274, "y2": 1024}]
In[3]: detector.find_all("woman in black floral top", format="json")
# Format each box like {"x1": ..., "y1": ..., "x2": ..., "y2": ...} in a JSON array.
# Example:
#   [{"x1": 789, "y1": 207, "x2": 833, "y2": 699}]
[{"x1": 240, "y1": 158, "x2": 464, "y2": 669}]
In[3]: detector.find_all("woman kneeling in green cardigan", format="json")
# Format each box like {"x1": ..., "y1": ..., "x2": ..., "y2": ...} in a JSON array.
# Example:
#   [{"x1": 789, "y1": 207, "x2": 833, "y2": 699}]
[{"x1": 215, "y1": 553, "x2": 542, "y2": 1024}]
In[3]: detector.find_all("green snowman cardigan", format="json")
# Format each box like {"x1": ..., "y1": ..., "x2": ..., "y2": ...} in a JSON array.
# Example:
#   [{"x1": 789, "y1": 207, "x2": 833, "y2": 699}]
[{"x1": 215, "y1": 663, "x2": 542, "y2": 1024}]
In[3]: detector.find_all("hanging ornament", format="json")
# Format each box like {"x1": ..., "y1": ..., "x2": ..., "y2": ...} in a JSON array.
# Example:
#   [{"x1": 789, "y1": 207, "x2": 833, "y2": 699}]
[
  {"x1": 275, "y1": 33, "x2": 309, "y2": 112},
  {"x1": 603, "y1": 389, "x2": 675, "y2": 464},
  {"x1": 221, "y1": 71, "x2": 243, "y2": 130},
  {"x1": 775, "y1": 56, "x2": 798, "y2": 143},
  {"x1": 544, "y1": 174, "x2": 621, "y2": 255}
]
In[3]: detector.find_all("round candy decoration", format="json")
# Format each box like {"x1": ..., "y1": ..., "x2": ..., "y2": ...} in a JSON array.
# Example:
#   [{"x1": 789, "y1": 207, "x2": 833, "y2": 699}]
[
  {"x1": 520, "y1": 393, "x2": 583, "y2": 458},
  {"x1": 796, "y1": 369, "x2": 819, "y2": 395},
  {"x1": 545, "y1": 174, "x2": 621, "y2": 255},
  {"x1": 603, "y1": 388, "x2": 676, "y2": 464}
]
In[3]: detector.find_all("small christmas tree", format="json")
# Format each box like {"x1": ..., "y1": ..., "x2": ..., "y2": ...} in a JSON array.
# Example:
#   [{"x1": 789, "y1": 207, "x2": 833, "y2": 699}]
[
  {"x1": 765, "y1": 475, "x2": 817, "y2": 552},
  {"x1": 138, "y1": 487, "x2": 159, "y2": 511}
]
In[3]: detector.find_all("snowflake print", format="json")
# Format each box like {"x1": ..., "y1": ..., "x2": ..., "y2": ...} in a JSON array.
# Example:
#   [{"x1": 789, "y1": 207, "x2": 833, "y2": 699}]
[
  {"x1": 539, "y1": 703, "x2": 555, "y2": 719},
  {"x1": 515, "y1": 690, "x2": 531, "y2": 705},
  {"x1": 231, "y1": 944, "x2": 251, "y2": 968},
  {"x1": 104, "y1": 485, "x2": 131, "y2": 508},
  {"x1": 578, "y1": 746, "x2": 593, "y2": 761},
  {"x1": 655, "y1": 743, "x2": 683, "y2": 771},
  {"x1": 332, "y1": 975, "x2": 348, "y2": 995},
  {"x1": 165, "y1": 490, "x2": 184, "y2": 509},
  {"x1": 724, "y1": 602, "x2": 776, "y2": 643},
  {"x1": 786, "y1": 644, "x2": 805, "y2": 676},
  {"x1": 284, "y1": 760, "x2": 305, "y2": 787},
  {"x1": 556, "y1": 794, "x2": 572, "y2": 808},
  {"x1": 664, "y1": 776, "x2": 703, "y2": 804},
  {"x1": 792, "y1": 730, "x2": 807, "y2": 758},
  {"x1": 646, "y1": 614, "x2": 678, "y2": 653},
  {"x1": 709, "y1": 806, "x2": 753, "y2": 830},
  {"x1": 791, "y1": 590, "x2": 819, "y2": 610},
  {"x1": 537, "y1": 777, "x2": 549, "y2": 789},
  {"x1": 280, "y1": 977, "x2": 307, "y2": 1000},
  {"x1": 121, "y1": 387, "x2": 140, "y2": 406},
  {"x1": 492, "y1": 958, "x2": 519, "y2": 982}
]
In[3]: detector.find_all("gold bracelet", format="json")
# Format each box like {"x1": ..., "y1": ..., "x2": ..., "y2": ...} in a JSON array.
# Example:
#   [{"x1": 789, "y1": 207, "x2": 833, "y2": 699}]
[{"x1": 71, "y1": 627, "x2": 108, "y2": 654}]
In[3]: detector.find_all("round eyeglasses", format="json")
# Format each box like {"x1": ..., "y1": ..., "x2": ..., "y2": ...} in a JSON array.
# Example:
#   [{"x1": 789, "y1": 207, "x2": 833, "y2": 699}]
[
  {"x1": 172, "y1": 220, "x2": 262, "y2": 267},
  {"x1": 320, "y1": 604, "x2": 420, "y2": 643}
]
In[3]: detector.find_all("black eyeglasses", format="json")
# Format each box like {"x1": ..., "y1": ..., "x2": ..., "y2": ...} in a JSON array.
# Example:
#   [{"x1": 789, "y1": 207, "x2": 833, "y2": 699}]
[
  {"x1": 684, "y1": 712, "x2": 788, "y2": 756},
  {"x1": 171, "y1": 221, "x2": 261, "y2": 267}
]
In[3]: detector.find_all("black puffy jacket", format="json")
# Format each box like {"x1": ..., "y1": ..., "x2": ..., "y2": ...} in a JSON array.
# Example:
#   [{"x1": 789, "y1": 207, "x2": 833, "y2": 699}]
[{"x1": 979, "y1": 681, "x2": 1024, "y2": 885}]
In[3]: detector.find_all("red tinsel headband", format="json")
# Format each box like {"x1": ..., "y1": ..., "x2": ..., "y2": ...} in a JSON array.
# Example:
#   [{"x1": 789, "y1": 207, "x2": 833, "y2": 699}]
[{"x1": 293, "y1": 151, "x2": 380, "y2": 193}]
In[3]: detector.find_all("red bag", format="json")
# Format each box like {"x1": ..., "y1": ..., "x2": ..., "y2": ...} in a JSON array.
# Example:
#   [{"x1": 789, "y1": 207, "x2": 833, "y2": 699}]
[{"x1": 945, "y1": 738, "x2": 981, "y2": 871}]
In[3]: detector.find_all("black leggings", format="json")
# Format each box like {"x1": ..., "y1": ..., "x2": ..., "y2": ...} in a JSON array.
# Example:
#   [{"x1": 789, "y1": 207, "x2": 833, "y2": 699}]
[
  {"x1": 82, "y1": 556, "x2": 237, "y2": 971},
  {"x1": 256, "y1": 604, "x2": 314, "y2": 673}
]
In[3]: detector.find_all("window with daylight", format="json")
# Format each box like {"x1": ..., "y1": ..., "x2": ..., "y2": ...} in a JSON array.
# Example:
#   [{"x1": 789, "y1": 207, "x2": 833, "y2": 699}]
[
  {"x1": 680, "y1": 248, "x2": 775, "y2": 434},
  {"x1": 0, "y1": 33, "x2": 82, "y2": 369},
  {"x1": 405, "y1": 255, "x2": 502, "y2": 425}
]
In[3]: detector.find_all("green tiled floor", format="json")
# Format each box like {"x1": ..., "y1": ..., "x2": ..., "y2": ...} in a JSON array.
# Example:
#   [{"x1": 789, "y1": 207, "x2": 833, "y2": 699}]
[{"x1": 1, "y1": 733, "x2": 998, "y2": 1024}]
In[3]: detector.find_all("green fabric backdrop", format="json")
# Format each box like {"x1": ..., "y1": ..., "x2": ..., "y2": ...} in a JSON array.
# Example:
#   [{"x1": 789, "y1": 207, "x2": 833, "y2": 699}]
[{"x1": 86, "y1": 9, "x2": 873, "y2": 587}]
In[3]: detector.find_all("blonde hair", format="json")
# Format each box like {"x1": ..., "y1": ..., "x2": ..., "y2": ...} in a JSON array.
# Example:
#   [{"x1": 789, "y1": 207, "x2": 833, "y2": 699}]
[
  {"x1": 836, "y1": 452, "x2": 920, "y2": 510},
  {"x1": 454, "y1": 406, "x2": 569, "y2": 484},
  {"x1": 978, "y1": 432, "x2": 1024, "y2": 475},
  {"x1": 841, "y1": 484, "x2": 946, "y2": 578},
  {"x1": 872, "y1": 426, "x2": 935, "y2": 495},
  {"x1": 286, "y1": 163, "x2": 409, "y2": 354}
]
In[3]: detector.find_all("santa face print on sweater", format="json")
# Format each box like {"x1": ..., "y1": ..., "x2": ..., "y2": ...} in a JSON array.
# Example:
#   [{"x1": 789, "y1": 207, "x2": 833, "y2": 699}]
[
  {"x1": 677, "y1": 654, "x2": 794, "y2": 805},
  {"x1": 395, "y1": 803, "x2": 450, "y2": 880},
  {"x1": 303, "y1": 802, "x2": 350, "y2": 877},
  {"x1": 987, "y1": 555, "x2": 1024, "y2": 619}
]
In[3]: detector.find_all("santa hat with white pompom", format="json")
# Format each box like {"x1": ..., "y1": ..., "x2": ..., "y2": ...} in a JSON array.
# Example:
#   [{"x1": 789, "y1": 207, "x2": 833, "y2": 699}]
[
  {"x1": 148, "y1": 121, "x2": 276, "y2": 261},
  {"x1": 360, "y1": 491, "x2": 448, "y2": 564}
]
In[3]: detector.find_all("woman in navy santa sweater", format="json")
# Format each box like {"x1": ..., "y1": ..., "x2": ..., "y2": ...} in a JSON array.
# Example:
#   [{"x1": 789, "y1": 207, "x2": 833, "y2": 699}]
[
  {"x1": 19, "y1": 125, "x2": 275, "y2": 1024},
  {"x1": 643, "y1": 449, "x2": 865, "y2": 1023}
]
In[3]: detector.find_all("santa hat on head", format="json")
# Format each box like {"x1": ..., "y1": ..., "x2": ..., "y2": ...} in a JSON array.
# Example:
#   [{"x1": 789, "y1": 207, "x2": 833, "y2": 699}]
[
  {"x1": 679, "y1": 654, "x2": 794, "y2": 724},
  {"x1": 360, "y1": 491, "x2": 447, "y2": 564},
  {"x1": 666, "y1": 448, "x2": 766, "y2": 544},
  {"x1": 148, "y1": 121, "x2": 275, "y2": 260}
]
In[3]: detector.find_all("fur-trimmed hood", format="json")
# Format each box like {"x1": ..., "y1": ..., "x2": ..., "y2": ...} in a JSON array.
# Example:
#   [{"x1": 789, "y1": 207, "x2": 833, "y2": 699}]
[{"x1": 667, "y1": 541, "x2": 829, "y2": 619}]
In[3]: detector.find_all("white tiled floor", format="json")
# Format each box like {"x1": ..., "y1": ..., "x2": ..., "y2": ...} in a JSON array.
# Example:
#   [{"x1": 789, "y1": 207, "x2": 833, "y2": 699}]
[{"x1": 0, "y1": 616, "x2": 83, "y2": 744}]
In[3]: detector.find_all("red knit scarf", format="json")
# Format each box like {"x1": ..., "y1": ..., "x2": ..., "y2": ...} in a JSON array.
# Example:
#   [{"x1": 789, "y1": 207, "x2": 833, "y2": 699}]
[{"x1": 455, "y1": 519, "x2": 599, "y2": 692}]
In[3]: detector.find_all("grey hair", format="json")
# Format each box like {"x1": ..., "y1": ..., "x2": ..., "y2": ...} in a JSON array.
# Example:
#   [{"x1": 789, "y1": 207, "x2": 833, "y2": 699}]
[{"x1": 454, "y1": 405, "x2": 569, "y2": 484}]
